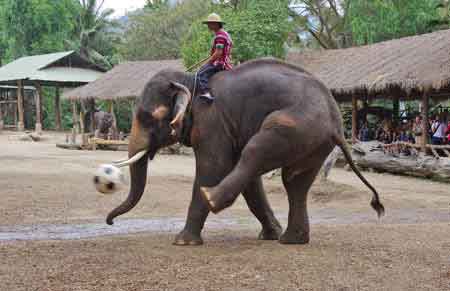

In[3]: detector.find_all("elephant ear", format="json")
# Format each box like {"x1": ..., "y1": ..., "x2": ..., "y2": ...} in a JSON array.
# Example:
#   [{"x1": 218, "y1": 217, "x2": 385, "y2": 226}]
[{"x1": 169, "y1": 81, "x2": 192, "y2": 138}]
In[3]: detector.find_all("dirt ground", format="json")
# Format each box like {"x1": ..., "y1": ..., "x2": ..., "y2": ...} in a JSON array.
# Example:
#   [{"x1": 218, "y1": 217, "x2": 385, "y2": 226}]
[{"x1": 0, "y1": 131, "x2": 449, "y2": 291}]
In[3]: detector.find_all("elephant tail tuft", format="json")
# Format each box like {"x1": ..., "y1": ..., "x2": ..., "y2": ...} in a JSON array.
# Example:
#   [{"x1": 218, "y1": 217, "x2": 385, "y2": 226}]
[{"x1": 333, "y1": 135, "x2": 385, "y2": 218}]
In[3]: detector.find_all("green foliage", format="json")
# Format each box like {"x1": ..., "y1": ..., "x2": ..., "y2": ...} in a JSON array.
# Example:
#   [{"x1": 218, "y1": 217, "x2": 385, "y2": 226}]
[
  {"x1": 289, "y1": 0, "x2": 350, "y2": 49},
  {"x1": 67, "y1": 0, "x2": 120, "y2": 70},
  {"x1": 181, "y1": 0, "x2": 292, "y2": 68},
  {"x1": 114, "y1": 101, "x2": 134, "y2": 133},
  {"x1": 0, "y1": 0, "x2": 79, "y2": 63},
  {"x1": 120, "y1": 0, "x2": 211, "y2": 61},
  {"x1": 348, "y1": 0, "x2": 440, "y2": 45},
  {"x1": 144, "y1": 0, "x2": 169, "y2": 11}
]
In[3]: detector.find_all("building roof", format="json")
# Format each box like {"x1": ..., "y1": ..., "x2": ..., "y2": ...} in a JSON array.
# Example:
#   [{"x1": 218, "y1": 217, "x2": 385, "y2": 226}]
[
  {"x1": 63, "y1": 59, "x2": 184, "y2": 100},
  {"x1": 0, "y1": 51, "x2": 105, "y2": 87},
  {"x1": 287, "y1": 29, "x2": 450, "y2": 100}
]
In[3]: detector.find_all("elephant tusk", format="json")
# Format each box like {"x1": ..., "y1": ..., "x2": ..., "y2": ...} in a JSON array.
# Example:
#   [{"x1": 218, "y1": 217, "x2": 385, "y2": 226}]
[
  {"x1": 112, "y1": 158, "x2": 128, "y2": 164},
  {"x1": 113, "y1": 150, "x2": 148, "y2": 168}
]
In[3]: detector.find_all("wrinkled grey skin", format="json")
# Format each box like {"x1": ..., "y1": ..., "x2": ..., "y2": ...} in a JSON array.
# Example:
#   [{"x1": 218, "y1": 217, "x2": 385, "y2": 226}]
[{"x1": 106, "y1": 58, "x2": 384, "y2": 245}]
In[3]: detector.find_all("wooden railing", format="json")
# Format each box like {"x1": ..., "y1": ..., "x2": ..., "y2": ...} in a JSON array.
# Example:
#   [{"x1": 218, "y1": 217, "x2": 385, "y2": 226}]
[{"x1": 383, "y1": 142, "x2": 450, "y2": 158}]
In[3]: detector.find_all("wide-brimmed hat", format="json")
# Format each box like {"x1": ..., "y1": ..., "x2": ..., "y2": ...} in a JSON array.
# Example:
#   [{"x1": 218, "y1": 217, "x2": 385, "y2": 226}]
[{"x1": 202, "y1": 13, "x2": 225, "y2": 24}]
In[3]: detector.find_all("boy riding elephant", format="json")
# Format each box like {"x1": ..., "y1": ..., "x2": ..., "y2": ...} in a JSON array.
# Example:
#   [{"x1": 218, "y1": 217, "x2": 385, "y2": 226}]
[{"x1": 198, "y1": 13, "x2": 233, "y2": 100}]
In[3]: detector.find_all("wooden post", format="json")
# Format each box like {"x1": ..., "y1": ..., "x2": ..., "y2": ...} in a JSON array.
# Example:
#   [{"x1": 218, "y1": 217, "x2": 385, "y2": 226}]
[
  {"x1": 0, "y1": 89, "x2": 4, "y2": 131},
  {"x1": 0, "y1": 101, "x2": 3, "y2": 131},
  {"x1": 108, "y1": 100, "x2": 118, "y2": 140},
  {"x1": 362, "y1": 98, "x2": 368, "y2": 124},
  {"x1": 34, "y1": 82, "x2": 43, "y2": 134},
  {"x1": 72, "y1": 100, "x2": 80, "y2": 134},
  {"x1": 392, "y1": 95, "x2": 400, "y2": 127},
  {"x1": 421, "y1": 91, "x2": 429, "y2": 154},
  {"x1": 352, "y1": 95, "x2": 358, "y2": 143},
  {"x1": 79, "y1": 110, "x2": 85, "y2": 134},
  {"x1": 17, "y1": 80, "x2": 25, "y2": 131},
  {"x1": 54, "y1": 86, "x2": 62, "y2": 131}
]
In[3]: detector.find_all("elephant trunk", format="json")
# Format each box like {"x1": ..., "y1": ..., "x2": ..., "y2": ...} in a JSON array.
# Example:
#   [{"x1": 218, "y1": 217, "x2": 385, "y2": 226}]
[{"x1": 106, "y1": 118, "x2": 150, "y2": 225}]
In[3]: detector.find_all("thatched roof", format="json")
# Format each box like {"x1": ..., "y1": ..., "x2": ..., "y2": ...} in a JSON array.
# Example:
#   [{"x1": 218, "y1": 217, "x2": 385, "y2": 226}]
[
  {"x1": 287, "y1": 29, "x2": 450, "y2": 100},
  {"x1": 63, "y1": 59, "x2": 184, "y2": 100}
]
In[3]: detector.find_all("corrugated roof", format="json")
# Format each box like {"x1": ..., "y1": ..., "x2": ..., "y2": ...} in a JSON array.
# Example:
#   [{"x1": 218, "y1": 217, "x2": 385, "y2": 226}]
[
  {"x1": 32, "y1": 67, "x2": 103, "y2": 83},
  {"x1": 287, "y1": 29, "x2": 450, "y2": 100},
  {"x1": 0, "y1": 51, "x2": 104, "y2": 84},
  {"x1": 63, "y1": 60, "x2": 184, "y2": 100}
]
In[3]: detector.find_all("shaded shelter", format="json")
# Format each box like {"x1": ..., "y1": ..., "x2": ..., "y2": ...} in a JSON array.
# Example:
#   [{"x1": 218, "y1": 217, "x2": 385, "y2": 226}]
[
  {"x1": 0, "y1": 51, "x2": 104, "y2": 132},
  {"x1": 287, "y1": 29, "x2": 450, "y2": 150},
  {"x1": 63, "y1": 59, "x2": 184, "y2": 134},
  {"x1": 0, "y1": 85, "x2": 35, "y2": 130},
  {"x1": 64, "y1": 59, "x2": 184, "y2": 101}
]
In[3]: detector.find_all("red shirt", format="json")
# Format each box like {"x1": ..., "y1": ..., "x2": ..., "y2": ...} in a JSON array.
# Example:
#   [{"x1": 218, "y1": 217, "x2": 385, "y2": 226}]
[
  {"x1": 210, "y1": 29, "x2": 233, "y2": 70},
  {"x1": 446, "y1": 124, "x2": 450, "y2": 140}
]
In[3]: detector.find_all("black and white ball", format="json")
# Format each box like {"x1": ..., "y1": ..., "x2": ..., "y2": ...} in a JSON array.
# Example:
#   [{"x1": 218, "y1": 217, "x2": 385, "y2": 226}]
[{"x1": 93, "y1": 164, "x2": 125, "y2": 194}]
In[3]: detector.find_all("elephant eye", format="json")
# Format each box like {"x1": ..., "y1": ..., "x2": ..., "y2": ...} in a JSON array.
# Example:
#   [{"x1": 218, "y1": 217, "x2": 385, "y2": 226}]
[{"x1": 137, "y1": 110, "x2": 156, "y2": 128}]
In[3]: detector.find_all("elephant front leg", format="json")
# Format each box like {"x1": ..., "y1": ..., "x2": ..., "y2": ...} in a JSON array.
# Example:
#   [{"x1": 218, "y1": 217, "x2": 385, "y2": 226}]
[{"x1": 174, "y1": 178, "x2": 209, "y2": 246}]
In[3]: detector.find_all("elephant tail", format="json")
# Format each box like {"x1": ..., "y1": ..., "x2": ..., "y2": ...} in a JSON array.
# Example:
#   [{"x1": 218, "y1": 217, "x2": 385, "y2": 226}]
[{"x1": 333, "y1": 135, "x2": 385, "y2": 218}]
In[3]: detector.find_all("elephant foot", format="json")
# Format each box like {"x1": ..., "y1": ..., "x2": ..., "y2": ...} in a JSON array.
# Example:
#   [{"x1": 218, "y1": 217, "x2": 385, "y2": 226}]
[
  {"x1": 173, "y1": 229, "x2": 203, "y2": 246},
  {"x1": 258, "y1": 223, "x2": 283, "y2": 240},
  {"x1": 279, "y1": 230, "x2": 309, "y2": 245},
  {"x1": 200, "y1": 186, "x2": 222, "y2": 214}
]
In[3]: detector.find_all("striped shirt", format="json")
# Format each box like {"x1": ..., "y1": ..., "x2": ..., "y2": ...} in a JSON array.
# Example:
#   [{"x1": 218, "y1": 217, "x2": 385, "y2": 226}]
[{"x1": 210, "y1": 29, "x2": 233, "y2": 70}]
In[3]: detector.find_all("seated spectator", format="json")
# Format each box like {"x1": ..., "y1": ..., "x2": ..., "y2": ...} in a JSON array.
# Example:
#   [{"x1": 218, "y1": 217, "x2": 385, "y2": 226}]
[{"x1": 358, "y1": 122, "x2": 370, "y2": 142}]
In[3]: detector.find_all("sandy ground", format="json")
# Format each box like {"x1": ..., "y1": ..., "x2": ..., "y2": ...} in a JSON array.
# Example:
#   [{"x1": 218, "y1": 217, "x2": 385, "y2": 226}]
[{"x1": 0, "y1": 131, "x2": 449, "y2": 291}]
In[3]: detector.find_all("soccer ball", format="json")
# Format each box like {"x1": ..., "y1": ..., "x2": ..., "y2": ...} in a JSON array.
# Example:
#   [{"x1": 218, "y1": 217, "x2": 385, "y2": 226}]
[{"x1": 93, "y1": 164, "x2": 125, "y2": 194}]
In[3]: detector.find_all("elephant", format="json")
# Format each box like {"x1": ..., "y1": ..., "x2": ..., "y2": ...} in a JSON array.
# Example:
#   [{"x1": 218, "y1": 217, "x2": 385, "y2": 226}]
[
  {"x1": 106, "y1": 58, "x2": 384, "y2": 245},
  {"x1": 93, "y1": 110, "x2": 114, "y2": 138}
]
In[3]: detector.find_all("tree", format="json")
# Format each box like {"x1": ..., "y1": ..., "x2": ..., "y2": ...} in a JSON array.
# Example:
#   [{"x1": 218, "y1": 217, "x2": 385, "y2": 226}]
[
  {"x1": 0, "y1": 0, "x2": 79, "y2": 63},
  {"x1": 181, "y1": 0, "x2": 292, "y2": 67},
  {"x1": 120, "y1": 0, "x2": 210, "y2": 61},
  {"x1": 347, "y1": 0, "x2": 440, "y2": 46},
  {"x1": 289, "y1": 0, "x2": 351, "y2": 49},
  {"x1": 145, "y1": 0, "x2": 169, "y2": 10},
  {"x1": 65, "y1": 0, "x2": 120, "y2": 70}
]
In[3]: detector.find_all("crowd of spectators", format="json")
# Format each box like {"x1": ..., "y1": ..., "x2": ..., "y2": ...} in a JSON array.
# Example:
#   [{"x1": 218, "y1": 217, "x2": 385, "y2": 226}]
[{"x1": 358, "y1": 112, "x2": 450, "y2": 145}]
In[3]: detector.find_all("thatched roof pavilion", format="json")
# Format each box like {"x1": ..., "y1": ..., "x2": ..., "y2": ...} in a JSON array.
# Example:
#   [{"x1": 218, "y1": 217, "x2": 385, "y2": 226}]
[
  {"x1": 287, "y1": 29, "x2": 450, "y2": 101},
  {"x1": 63, "y1": 59, "x2": 184, "y2": 100},
  {"x1": 287, "y1": 29, "x2": 450, "y2": 149},
  {"x1": 62, "y1": 59, "x2": 184, "y2": 135}
]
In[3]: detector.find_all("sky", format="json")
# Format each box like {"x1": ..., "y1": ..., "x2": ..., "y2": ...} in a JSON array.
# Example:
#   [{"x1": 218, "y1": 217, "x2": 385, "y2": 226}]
[{"x1": 102, "y1": 0, "x2": 148, "y2": 17}]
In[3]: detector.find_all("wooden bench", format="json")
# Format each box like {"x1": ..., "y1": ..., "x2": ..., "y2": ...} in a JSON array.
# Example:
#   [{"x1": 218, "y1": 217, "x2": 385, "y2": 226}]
[{"x1": 383, "y1": 142, "x2": 450, "y2": 158}]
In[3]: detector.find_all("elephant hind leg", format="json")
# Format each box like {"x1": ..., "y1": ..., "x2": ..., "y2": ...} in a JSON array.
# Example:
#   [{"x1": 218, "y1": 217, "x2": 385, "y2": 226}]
[
  {"x1": 200, "y1": 127, "x2": 292, "y2": 214},
  {"x1": 278, "y1": 165, "x2": 321, "y2": 244},
  {"x1": 242, "y1": 178, "x2": 282, "y2": 240}
]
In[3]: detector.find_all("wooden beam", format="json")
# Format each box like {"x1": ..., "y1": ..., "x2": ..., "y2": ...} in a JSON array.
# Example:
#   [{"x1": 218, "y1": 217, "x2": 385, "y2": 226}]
[
  {"x1": 79, "y1": 110, "x2": 85, "y2": 134},
  {"x1": 108, "y1": 100, "x2": 118, "y2": 140},
  {"x1": 72, "y1": 101, "x2": 80, "y2": 134},
  {"x1": 17, "y1": 80, "x2": 24, "y2": 131},
  {"x1": 0, "y1": 101, "x2": 3, "y2": 131},
  {"x1": 352, "y1": 95, "x2": 358, "y2": 143},
  {"x1": 421, "y1": 91, "x2": 429, "y2": 153},
  {"x1": 34, "y1": 82, "x2": 43, "y2": 134},
  {"x1": 54, "y1": 86, "x2": 62, "y2": 131},
  {"x1": 392, "y1": 95, "x2": 400, "y2": 126}
]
